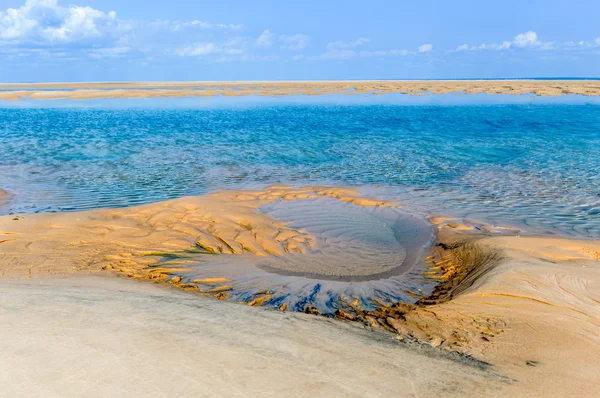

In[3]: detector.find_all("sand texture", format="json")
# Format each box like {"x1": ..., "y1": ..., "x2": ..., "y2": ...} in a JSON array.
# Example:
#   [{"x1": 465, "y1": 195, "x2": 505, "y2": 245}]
[
  {"x1": 0, "y1": 276, "x2": 510, "y2": 397},
  {"x1": 0, "y1": 80, "x2": 599, "y2": 100},
  {"x1": 2, "y1": 188, "x2": 600, "y2": 395},
  {"x1": 0, "y1": 185, "x2": 397, "y2": 279},
  {"x1": 363, "y1": 220, "x2": 600, "y2": 397}
]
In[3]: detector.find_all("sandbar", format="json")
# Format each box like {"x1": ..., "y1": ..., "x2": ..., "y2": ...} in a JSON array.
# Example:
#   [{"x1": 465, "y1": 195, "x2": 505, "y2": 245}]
[{"x1": 0, "y1": 80, "x2": 599, "y2": 100}]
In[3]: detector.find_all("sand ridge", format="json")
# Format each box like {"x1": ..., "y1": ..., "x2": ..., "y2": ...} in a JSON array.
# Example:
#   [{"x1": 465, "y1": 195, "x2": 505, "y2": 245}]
[{"x1": 0, "y1": 80, "x2": 599, "y2": 100}]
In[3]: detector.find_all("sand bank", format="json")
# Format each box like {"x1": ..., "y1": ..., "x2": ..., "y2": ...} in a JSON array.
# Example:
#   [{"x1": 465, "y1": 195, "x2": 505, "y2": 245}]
[{"x1": 0, "y1": 80, "x2": 599, "y2": 100}]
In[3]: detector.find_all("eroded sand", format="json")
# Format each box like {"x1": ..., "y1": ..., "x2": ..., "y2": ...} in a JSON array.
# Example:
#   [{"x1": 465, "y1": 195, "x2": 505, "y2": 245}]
[
  {"x1": 0, "y1": 80, "x2": 599, "y2": 100},
  {"x1": 365, "y1": 219, "x2": 600, "y2": 397},
  {"x1": 0, "y1": 185, "x2": 398, "y2": 280}
]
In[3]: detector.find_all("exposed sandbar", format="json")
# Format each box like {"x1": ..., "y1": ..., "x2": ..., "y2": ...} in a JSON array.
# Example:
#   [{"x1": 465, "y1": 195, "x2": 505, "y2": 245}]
[
  {"x1": 0, "y1": 80, "x2": 599, "y2": 100},
  {"x1": 0, "y1": 189, "x2": 8, "y2": 207}
]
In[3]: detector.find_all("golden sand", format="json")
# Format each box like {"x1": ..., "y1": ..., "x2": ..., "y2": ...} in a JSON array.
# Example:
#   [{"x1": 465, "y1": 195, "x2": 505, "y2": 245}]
[
  {"x1": 0, "y1": 80, "x2": 599, "y2": 100},
  {"x1": 0, "y1": 185, "x2": 396, "y2": 279}
]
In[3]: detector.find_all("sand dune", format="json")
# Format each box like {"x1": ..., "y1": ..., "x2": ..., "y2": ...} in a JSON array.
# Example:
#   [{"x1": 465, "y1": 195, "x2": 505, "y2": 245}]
[{"x1": 0, "y1": 80, "x2": 599, "y2": 100}]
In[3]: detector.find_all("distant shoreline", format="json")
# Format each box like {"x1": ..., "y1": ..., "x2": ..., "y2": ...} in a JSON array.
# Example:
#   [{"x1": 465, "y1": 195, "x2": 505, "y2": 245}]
[
  {"x1": 2, "y1": 77, "x2": 600, "y2": 86},
  {"x1": 0, "y1": 79, "x2": 599, "y2": 99}
]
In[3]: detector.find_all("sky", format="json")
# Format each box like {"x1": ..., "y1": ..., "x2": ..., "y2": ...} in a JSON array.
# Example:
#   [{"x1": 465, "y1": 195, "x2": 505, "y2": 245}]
[{"x1": 0, "y1": 0, "x2": 599, "y2": 82}]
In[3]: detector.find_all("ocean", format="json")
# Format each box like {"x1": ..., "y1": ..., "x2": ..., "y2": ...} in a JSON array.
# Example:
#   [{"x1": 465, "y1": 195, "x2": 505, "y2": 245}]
[{"x1": 2, "y1": 94, "x2": 600, "y2": 239}]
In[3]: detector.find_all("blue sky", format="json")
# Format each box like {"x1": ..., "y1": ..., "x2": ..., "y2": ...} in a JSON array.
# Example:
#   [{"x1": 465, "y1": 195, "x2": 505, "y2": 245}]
[{"x1": 0, "y1": 0, "x2": 599, "y2": 81}]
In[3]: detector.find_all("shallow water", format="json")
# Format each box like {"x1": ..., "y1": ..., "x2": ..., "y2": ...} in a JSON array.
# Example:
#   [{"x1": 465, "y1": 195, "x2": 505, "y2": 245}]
[
  {"x1": 177, "y1": 199, "x2": 434, "y2": 313},
  {"x1": 2, "y1": 94, "x2": 600, "y2": 239}
]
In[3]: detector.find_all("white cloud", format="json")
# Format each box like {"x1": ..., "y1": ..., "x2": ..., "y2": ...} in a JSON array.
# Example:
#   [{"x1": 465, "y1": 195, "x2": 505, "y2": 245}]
[
  {"x1": 304, "y1": 45, "x2": 413, "y2": 61},
  {"x1": 513, "y1": 30, "x2": 540, "y2": 47},
  {"x1": 418, "y1": 43, "x2": 432, "y2": 53},
  {"x1": 256, "y1": 29, "x2": 274, "y2": 47},
  {"x1": 156, "y1": 19, "x2": 243, "y2": 32},
  {"x1": 0, "y1": 0, "x2": 125, "y2": 44},
  {"x1": 280, "y1": 33, "x2": 309, "y2": 50},
  {"x1": 596, "y1": 37, "x2": 600, "y2": 46},
  {"x1": 183, "y1": 19, "x2": 213, "y2": 29},
  {"x1": 457, "y1": 41, "x2": 512, "y2": 51},
  {"x1": 313, "y1": 48, "x2": 356, "y2": 60},
  {"x1": 176, "y1": 42, "x2": 217, "y2": 56},
  {"x1": 360, "y1": 49, "x2": 411, "y2": 57},
  {"x1": 216, "y1": 23, "x2": 243, "y2": 30},
  {"x1": 456, "y1": 31, "x2": 553, "y2": 52},
  {"x1": 326, "y1": 37, "x2": 369, "y2": 50}
]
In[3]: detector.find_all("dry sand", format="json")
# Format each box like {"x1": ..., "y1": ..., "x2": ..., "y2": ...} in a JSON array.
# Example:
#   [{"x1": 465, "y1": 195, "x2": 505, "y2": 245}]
[
  {"x1": 0, "y1": 80, "x2": 599, "y2": 100},
  {"x1": 2, "y1": 188, "x2": 600, "y2": 396},
  {"x1": 0, "y1": 276, "x2": 508, "y2": 397}
]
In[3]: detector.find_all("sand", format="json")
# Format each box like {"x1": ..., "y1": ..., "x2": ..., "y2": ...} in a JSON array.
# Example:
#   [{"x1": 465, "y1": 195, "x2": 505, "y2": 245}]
[
  {"x1": 0, "y1": 80, "x2": 599, "y2": 100},
  {"x1": 369, "y1": 219, "x2": 600, "y2": 397},
  {"x1": 0, "y1": 276, "x2": 510, "y2": 397},
  {"x1": 0, "y1": 189, "x2": 8, "y2": 207},
  {"x1": 0, "y1": 185, "x2": 396, "y2": 280},
  {"x1": 2, "y1": 187, "x2": 600, "y2": 395}
]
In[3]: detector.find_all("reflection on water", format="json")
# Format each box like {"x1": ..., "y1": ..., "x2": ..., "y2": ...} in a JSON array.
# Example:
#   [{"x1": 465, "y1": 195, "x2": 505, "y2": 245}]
[{"x1": 1, "y1": 95, "x2": 600, "y2": 238}]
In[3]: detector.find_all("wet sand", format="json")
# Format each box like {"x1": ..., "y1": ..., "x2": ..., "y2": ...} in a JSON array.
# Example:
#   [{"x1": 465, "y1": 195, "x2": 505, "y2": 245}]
[
  {"x1": 0, "y1": 80, "x2": 599, "y2": 100},
  {"x1": 0, "y1": 186, "x2": 400, "y2": 280},
  {"x1": 2, "y1": 187, "x2": 600, "y2": 395}
]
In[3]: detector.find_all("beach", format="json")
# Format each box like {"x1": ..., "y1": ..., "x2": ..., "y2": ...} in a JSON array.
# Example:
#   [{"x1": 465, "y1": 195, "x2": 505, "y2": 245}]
[
  {"x1": 1, "y1": 82, "x2": 600, "y2": 396},
  {"x1": 2, "y1": 183, "x2": 600, "y2": 396},
  {"x1": 0, "y1": 276, "x2": 508, "y2": 397}
]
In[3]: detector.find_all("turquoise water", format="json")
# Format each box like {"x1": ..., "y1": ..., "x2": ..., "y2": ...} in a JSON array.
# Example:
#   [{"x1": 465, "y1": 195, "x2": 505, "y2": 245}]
[{"x1": 2, "y1": 94, "x2": 600, "y2": 238}]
